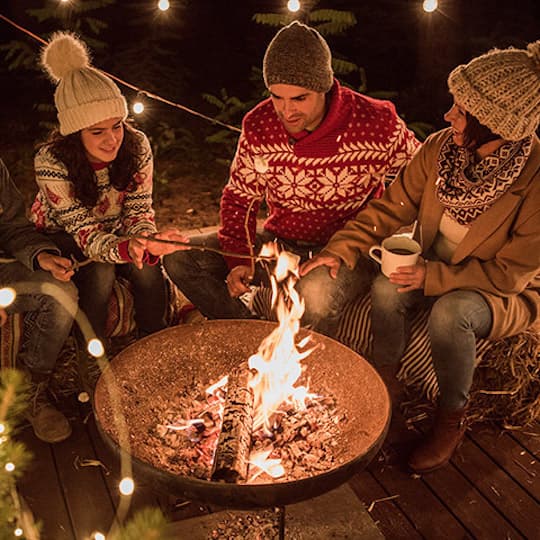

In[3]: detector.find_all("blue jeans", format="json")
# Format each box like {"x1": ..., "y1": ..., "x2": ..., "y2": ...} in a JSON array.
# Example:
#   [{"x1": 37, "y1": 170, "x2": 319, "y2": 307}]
[
  {"x1": 163, "y1": 231, "x2": 374, "y2": 337},
  {"x1": 369, "y1": 274, "x2": 493, "y2": 410},
  {"x1": 0, "y1": 261, "x2": 78, "y2": 375},
  {"x1": 48, "y1": 232, "x2": 167, "y2": 343}
]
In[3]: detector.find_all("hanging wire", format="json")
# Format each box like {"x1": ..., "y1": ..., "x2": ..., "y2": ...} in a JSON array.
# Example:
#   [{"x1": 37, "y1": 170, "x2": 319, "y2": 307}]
[{"x1": 0, "y1": 13, "x2": 242, "y2": 134}]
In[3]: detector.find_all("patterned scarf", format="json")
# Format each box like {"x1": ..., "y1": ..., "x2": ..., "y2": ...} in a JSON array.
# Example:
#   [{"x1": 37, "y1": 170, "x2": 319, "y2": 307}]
[{"x1": 436, "y1": 134, "x2": 532, "y2": 225}]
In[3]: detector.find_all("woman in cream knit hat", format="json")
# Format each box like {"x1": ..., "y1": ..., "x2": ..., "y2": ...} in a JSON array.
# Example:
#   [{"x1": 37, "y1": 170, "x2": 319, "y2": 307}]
[
  {"x1": 302, "y1": 40, "x2": 540, "y2": 473},
  {"x1": 31, "y1": 32, "x2": 186, "y2": 391}
]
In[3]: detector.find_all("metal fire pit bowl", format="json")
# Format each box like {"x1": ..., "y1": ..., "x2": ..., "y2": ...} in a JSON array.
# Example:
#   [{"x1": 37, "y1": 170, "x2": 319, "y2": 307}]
[{"x1": 94, "y1": 320, "x2": 390, "y2": 508}]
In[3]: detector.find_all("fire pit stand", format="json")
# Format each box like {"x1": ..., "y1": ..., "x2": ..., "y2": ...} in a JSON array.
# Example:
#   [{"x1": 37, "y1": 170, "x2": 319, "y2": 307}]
[{"x1": 94, "y1": 320, "x2": 390, "y2": 509}]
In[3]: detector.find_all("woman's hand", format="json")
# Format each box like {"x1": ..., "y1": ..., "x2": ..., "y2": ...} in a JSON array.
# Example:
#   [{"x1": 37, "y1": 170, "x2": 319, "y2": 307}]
[
  {"x1": 226, "y1": 265, "x2": 253, "y2": 297},
  {"x1": 389, "y1": 258, "x2": 426, "y2": 292},
  {"x1": 299, "y1": 254, "x2": 342, "y2": 279},
  {"x1": 36, "y1": 252, "x2": 75, "y2": 282},
  {"x1": 128, "y1": 237, "x2": 147, "y2": 269},
  {"x1": 146, "y1": 228, "x2": 190, "y2": 256}
]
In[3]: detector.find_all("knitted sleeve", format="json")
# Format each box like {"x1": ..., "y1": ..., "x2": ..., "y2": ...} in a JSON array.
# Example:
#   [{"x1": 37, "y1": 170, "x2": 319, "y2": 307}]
[
  {"x1": 379, "y1": 102, "x2": 421, "y2": 184},
  {"x1": 218, "y1": 130, "x2": 265, "y2": 269},
  {"x1": 119, "y1": 131, "x2": 157, "y2": 237},
  {"x1": 34, "y1": 145, "x2": 146, "y2": 264}
]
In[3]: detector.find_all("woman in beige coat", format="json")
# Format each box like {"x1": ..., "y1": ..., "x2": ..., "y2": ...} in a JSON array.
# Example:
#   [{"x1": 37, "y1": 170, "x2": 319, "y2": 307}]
[{"x1": 301, "y1": 40, "x2": 540, "y2": 473}]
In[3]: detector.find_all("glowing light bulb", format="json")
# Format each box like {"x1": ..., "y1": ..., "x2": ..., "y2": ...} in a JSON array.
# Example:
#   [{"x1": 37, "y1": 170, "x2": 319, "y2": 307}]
[
  {"x1": 287, "y1": 0, "x2": 300, "y2": 12},
  {"x1": 158, "y1": 0, "x2": 170, "y2": 11},
  {"x1": 93, "y1": 533, "x2": 106, "y2": 540},
  {"x1": 14, "y1": 529, "x2": 23, "y2": 537},
  {"x1": 0, "y1": 423, "x2": 5, "y2": 434},
  {"x1": 132, "y1": 101, "x2": 144, "y2": 114},
  {"x1": 87, "y1": 338, "x2": 105, "y2": 358},
  {"x1": 119, "y1": 477, "x2": 134, "y2": 495},
  {"x1": 423, "y1": 0, "x2": 438, "y2": 12},
  {"x1": 5, "y1": 462, "x2": 15, "y2": 472},
  {"x1": 0, "y1": 287, "x2": 16, "y2": 308}
]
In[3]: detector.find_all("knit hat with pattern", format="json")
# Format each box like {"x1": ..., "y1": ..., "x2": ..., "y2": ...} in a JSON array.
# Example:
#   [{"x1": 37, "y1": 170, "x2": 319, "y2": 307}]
[
  {"x1": 448, "y1": 40, "x2": 540, "y2": 141},
  {"x1": 41, "y1": 32, "x2": 128, "y2": 135},
  {"x1": 263, "y1": 21, "x2": 333, "y2": 93}
]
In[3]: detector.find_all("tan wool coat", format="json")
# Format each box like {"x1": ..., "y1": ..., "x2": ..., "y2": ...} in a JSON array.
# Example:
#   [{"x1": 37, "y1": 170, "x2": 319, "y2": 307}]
[{"x1": 323, "y1": 128, "x2": 540, "y2": 339}]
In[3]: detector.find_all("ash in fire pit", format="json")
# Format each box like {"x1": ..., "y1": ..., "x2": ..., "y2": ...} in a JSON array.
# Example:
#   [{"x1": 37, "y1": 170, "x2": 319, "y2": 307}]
[{"x1": 94, "y1": 320, "x2": 390, "y2": 508}]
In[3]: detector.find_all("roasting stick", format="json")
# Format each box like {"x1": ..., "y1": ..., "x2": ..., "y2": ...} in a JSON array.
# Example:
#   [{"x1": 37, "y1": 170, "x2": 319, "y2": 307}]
[{"x1": 69, "y1": 235, "x2": 276, "y2": 271}]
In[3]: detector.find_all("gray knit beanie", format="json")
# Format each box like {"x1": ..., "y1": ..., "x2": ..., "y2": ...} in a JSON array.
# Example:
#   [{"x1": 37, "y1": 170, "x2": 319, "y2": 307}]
[
  {"x1": 263, "y1": 21, "x2": 333, "y2": 93},
  {"x1": 448, "y1": 40, "x2": 540, "y2": 141},
  {"x1": 41, "y1": 32, "x2": 128, "y2": 135}
]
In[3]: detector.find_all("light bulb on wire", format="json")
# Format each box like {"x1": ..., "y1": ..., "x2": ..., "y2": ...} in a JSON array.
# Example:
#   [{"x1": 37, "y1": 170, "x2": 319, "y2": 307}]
[
  {"x1": 132, "y1": 100, "x2": 145, "y2": 115},
  {"x1": 287, "y1": 0, "x2": 301, "y2": 12},
  {"x1": 88, "y1": 338, "x2": 105, "y2": 358},
  {"x1": 158, "y1": 0, "x2": 170, "y2": 11},
  {"x1": 119, "y1": 477, "x2": 135, "y2": 495},
  {"x1": 422, "y1": 0, "x2": 438, "y2": 13},
  {"x1": 0, "y1": 287, "x2": 16, "y2": 308}
]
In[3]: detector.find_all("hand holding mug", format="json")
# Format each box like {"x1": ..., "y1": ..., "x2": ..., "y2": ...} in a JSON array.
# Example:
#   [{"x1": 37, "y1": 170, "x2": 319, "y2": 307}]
[{"x1": 368, "y1": 235, "x2": 421, "y2": 278}]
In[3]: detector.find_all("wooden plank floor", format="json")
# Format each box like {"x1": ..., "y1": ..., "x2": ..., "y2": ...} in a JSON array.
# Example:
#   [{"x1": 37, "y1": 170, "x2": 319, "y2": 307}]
[{"x1": 16, "y1": 397, "x2": 540, "y2": 540}]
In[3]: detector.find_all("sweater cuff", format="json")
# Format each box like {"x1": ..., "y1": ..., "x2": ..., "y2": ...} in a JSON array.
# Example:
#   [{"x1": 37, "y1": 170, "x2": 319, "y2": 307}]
[
  {"x1": 224, "y1": 255, "x2": 249, "y2": 270},
  {"x1": 117, "y1": 240, "x2": 133, "y2": 262},
  {"x1": 144, "y1": 252, "x2": 160, "y2": 266}
]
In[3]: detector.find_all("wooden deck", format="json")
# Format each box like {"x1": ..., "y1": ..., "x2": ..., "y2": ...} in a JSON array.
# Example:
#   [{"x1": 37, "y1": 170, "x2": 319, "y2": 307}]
[{"x1": 15, "y1": 394, "x2": 540, "y2": 540}]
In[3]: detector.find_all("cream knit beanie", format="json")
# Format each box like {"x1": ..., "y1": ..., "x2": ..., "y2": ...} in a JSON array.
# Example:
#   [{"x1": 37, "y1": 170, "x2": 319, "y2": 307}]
[
  {"x1": 41, "y1": 32, "x2": 128, "y2": 135},
  {"x1": 448, "y1": 40, "x2": 540, "y2": 141},
  {"x1": 263, "y1": 21, "x2": 333, "y2": 93}
]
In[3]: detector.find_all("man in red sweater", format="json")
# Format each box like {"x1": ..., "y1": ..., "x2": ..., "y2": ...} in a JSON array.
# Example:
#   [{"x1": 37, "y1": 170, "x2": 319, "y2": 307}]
[{"x1": 163, "y1": 21, "x2": 419, "y2": 336}]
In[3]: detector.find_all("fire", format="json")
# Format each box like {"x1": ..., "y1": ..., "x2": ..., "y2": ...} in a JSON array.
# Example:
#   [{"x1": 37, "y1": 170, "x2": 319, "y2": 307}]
[
  {"x1": 248, "y1": 243, "x2": 316, "y2": 434},
  {"x1": 166, "y1": 242, "x2": 318, "y2": 482}
]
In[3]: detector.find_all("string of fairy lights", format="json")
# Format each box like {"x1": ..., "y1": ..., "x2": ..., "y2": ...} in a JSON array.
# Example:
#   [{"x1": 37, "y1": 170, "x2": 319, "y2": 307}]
[{"x1": 1, "y1": 1, "x2": 442, "y2": 538}]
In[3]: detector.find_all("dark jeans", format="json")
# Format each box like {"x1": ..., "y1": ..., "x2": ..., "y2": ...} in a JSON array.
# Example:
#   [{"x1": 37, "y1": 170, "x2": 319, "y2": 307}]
[
  {"x1": 163, "y1": 230, "x2": 374, "y2": 337},
  {"x1": 369, "y1": 274, "x2": 493, "y2": 410},
  {"x1": 0, "y1": 261, "x2": 78, "y2": 374},
  {"x1": 47, "y1": 232, "x2": 167, "y2": 343}
]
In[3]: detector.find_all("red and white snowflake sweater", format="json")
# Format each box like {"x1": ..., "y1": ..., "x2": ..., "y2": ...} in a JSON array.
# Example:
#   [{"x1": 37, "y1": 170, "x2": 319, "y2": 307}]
[
  {"x1": 31, "y1": 130, "x2": 158, "y2": 264},
  {"x1": 218, "y1": 80, "x2": 420, "y2": 268}
]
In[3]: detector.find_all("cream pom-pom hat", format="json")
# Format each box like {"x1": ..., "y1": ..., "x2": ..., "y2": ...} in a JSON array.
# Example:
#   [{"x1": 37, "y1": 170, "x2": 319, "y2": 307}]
[{"x1": 41, "y1": 32, "x2": 128, "y2": 135}]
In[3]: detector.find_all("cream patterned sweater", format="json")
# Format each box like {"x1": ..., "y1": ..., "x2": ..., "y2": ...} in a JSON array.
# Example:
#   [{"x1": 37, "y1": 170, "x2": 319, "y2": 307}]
[
  {"x1": 31, "y1": 130, "x2": 157, "y2": 264},
  {"x1": 218, "y1": 80, "x2": 420, "y2": 268}
]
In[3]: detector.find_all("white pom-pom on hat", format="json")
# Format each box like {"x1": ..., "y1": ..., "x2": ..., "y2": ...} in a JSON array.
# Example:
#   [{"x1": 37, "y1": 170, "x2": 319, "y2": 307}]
[
  {"x1": 40, "y1": 31, "x2": 128, "y2": 135},
  {"x1": 41, "y1": 32, "x2": 90, "y2": 82}
]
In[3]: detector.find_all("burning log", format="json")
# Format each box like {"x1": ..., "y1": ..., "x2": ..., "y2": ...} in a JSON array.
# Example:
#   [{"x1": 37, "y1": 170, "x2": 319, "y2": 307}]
[{"x1": 211, "y1": 366, "x2": 254, "y2": 483}]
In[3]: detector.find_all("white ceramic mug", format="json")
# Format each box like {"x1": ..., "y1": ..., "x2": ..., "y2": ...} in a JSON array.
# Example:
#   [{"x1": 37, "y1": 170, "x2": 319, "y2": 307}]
[{"x1": 368, "y1": 235, "x2": 421, "y2": 277}]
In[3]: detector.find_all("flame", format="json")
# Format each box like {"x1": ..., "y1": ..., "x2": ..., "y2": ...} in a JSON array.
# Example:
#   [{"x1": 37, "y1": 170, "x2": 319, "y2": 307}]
[
  {"x1": 248, "y1": 243, "x2": 316, "y2": 434},
  {"x1": 248, "y1": 449, "x2": 286, "y2": 481}
]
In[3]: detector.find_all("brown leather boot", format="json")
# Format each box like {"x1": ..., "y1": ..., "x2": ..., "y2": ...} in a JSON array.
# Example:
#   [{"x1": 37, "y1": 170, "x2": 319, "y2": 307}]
[
  {"x1": 377, "y1": 364, "x2": 404, "y2": 405},
  {"x1": 25, "y1": 370, "x2": 72, "y2": 443},
  {"x1": 408, "y1": 406, "x2": 467, "y2": 474}
]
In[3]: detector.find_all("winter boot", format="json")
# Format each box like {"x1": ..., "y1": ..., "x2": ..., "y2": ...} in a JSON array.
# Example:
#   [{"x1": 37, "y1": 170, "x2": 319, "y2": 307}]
[
  {"x1": 408, "y1": 406, "x2": 467, "y2": 474},
  {"x1": 377, "y1": 364, "x2": 404, "y2": 406},
  {"x1": 377, "y1": 364, "x2": 408, "y2": 445},
  {"x1": 25, "y1": 370, "x2": 72, "y2": 443}
]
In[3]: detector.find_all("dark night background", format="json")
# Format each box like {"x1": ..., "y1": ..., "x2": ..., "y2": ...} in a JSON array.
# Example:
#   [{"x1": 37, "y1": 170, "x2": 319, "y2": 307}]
[{"x1": 0, "y1": 0, "x2": 539, "y2": 226}]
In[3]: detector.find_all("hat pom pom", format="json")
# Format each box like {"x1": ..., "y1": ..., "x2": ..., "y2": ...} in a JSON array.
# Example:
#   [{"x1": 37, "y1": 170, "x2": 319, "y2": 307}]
[
  {"x1": 41, "y1": 32, "x2": 90, "y2": 82},
  {"x1": 527, "y1": 40, "x2": 540, "y2": 72}
]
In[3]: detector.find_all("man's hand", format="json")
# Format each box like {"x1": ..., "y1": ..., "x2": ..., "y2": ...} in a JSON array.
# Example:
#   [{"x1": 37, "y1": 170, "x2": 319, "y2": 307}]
[
  {"x1": 146, "y1": 228, "x2": 190, "y2": 256},
  {"x1": 226, "y1": 265, "x2": 253, "y2": 297},
  {"x1": 300, "y1": 254, "x2": 342, "y2": 279},
  {"x1": 0, "y1": 308, "x2": 7, "y2": 327},
  {"x1": 36, "y1": 252, "x2": 74, "y2": 282},
  {"x1": 389, "y1": 259, "x2": 426, "y2": 293}
]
